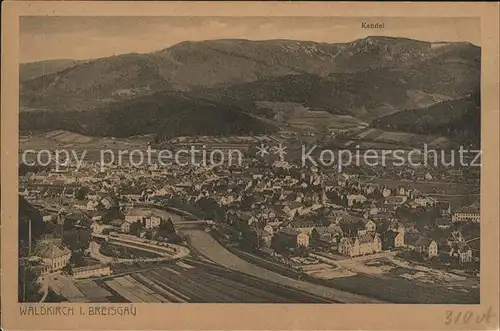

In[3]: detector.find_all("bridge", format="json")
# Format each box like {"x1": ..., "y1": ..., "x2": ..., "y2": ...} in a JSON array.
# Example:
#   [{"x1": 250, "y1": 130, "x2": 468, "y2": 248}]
[{"x1": 128, "y1": 203, "x2": 210, "y2": 227}]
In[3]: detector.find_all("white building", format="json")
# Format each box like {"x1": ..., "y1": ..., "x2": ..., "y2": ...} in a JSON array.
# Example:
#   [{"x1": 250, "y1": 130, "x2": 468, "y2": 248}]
[
  {"x1": 452, "y1": 207, "x2": 480, "y2": 223},
  {"x1": 145, "y1": 216, "x2": 162, "y2": 229},
  {"x1": 73, "y1": 264, "x2": 112, "y2": 279},
  {"x1": 91, "y1": 221, "x2": 113, "y2": 234},
  {"x1": 33, "y1": 238, "x2": 71, "y2": 273}
]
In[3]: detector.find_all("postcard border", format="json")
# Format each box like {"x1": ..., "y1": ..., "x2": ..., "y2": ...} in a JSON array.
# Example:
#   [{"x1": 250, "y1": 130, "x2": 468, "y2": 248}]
[{"x1": 2, "y1": 2, "x2": 499, "y2": 330}]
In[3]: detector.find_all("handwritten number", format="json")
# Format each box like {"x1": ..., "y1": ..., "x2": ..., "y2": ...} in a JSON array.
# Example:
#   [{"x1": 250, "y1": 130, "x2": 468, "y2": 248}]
[
  {"x1": 454, "y1": 311, "x2": 462, "y2": 324},
  {"x1": 445, "y1": 311, "x2": 453, "y2": 325},
  {"x1": 463, "y1": 311, "x2": 473, "y2": 323},
  {"x1": 446, "y1": 308, "x2": 496, "y2": 325}
]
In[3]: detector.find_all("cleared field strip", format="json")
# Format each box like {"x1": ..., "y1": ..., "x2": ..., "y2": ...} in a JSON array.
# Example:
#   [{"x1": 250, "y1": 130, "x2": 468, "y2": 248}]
[
  {"x1": 162, "y1": 266, "x2": 181, "y2": 275},
  {"x1": 199, "y1": 263, "x2": 314, "y2": 303},
  {"x1": 104, "y1": 279, "x2": 144, "y2": 303},
  {"x1": 176, "y1": 261, "x2": 195, "y2": 269},
  {"x1": 119, "y1": 275, "x2": 168, "y2": 302},
  {"x1": 75, "y1": 280, "x2": 112, "y2": 302},
  {"x1": 148, "y1": 267, "x2": 232, "y2": 302},
  {"x1": 189, "y1": 270, "x2": 285, "y2": 303},
  {"x1": 114, "y1": 276, "x2": 162, "y2": 303},
  {"x1": 122, "y1": 275, "x2": 170, "y2": 302},
  {"x1": 357, "y1": 128, "x2": 381, "y2": 140},
  {"x1": 176, "y1": 271, "x2": 242, "y2": 303},
  {"x1": 131, "y1": 273, "x2": 185, "y2": 303},
  {"x1": 150, "y1": 269, "x2": 230, "y2": 303},
  {"x1": 144, "y1": 271, "x2": 198, "y2": 302}
]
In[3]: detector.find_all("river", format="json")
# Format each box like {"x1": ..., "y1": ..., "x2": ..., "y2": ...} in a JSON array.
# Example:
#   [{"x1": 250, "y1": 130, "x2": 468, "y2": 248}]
[{"x1": 129, "y1": 207, "x2": 383, "y2": 303}]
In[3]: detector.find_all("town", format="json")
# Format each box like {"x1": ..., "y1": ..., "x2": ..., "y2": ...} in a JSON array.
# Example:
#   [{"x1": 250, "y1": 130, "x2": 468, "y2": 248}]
[{"x1": 18, "y1": 133, "x2": 480, "y2": 304}]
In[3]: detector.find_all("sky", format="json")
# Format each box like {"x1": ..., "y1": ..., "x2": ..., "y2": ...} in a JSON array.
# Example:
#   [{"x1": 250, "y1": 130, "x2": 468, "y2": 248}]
[{"x1": 20, "y1": 16, "x2": 481, "y2": 63}]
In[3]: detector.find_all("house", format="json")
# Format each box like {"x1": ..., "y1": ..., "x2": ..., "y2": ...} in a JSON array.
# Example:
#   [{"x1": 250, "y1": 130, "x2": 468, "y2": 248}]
[
  {"x1": 437, "y1": 201, "x2": 452, "y2": 216},
  {"x1": 33, "y1": 238, "x2": 72, "y2": 273},
  {"x1": 101, "y1": 197, "x2": 114, "y2": 209},
  {"x1": 446, "y1": 230, "x2": 465, "y2": 246},
  {"x1": 285, "y1": 219, "x2": 318, "y2": 235},
  {"x1": 385, "y1": 195, "x2": 407, "y2": 205},
  {"x1": 145, "y1": 216, "x2": 162, "y2": 229},
  {"x1": 73, "y1": 200, "x2": 88, "y2": 211},
  {"x1": 401, "y1": 221, "x2": 419, "y2": 233},
  {"x1": 276, "y1": 228, "x2": 310, "y2": 248},
  {"x1": 125, "y1": 215, "x2": 141, "y2": 223},
  {"x1": 449, "y1": 242, "x2": 473, "y2": 264},
  {"x1": 346, "y1": 194, "x2": 367, "y2": 207},
  {"x1": 19, "y1": 187, "x2": 29, "y2": 196},
  {"x1": 381, "y1": 230, "x2": 405, "y2": 250},
  {"x1": 452, "y1": 207, "x2": 480, "y2": 223},
  {"x1": 364, "y1": 184, "x2": 377, "y2": 195},
  {"x1": 337, "y1": 214, "x2": 368, "y2": 235},
  {"x1": 338, "y1": 233, "x2": 382, "y2": 257},
  {"x1": 88, "y1": 210, "x2": 107, "y2": 222},
  {"x1": 41, "y1": 212, "x2": 53, "y2": 223},
  {"x1": 435, "y1": 218, "x2": 452, "y2": 229},
  {"x1": 282, "y1": 201, "x2": 304, "y2": 218},
  {"x1": 362, "y1": 219, "x2": 377, "y2": 232},
  {"x1": 72, "y1": 264, "x2": 112, "y2": 279},
  {"x1": 254, "y1": 229, "x2": 273, "y2": 248},
  {"x1": 414, "y1": 196, "x2": 436, "y2": 208},
  {"x1": 405, "y1": 234, "x2": 438, "y2": 258},
  {"x1": 311, "y1": 226, "x2": 343, "y2": 247},
  {"x1": 387, "y1": 221, "x2": 406, "y2": 235},
  {"x1": 219, "y1": 195, "x2": 235, "y2": 206},
  {"x1": 263, "y1": 224, "x2": 274, "y2": 235},
  {"x1": 110, "y1": 219, "x2": 124, "y2": 228},
  {"x1": 366, "y1": 202, "x2": 379, "y2": 215},
  {"x1": 86, "y1": 200, "x2": 99, "y2": 211},
  {"x1": 91, "y1": 221, "x2": 112, "y2": 234},
  {"x1": 120, "y1": 221, "x2": 132, "y2": 233}
]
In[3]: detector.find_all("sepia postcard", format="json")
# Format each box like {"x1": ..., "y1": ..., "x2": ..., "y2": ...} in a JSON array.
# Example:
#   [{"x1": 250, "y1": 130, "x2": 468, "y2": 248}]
[{"x1": 1, "y1": 1, "x2": 499, "y2": 330}]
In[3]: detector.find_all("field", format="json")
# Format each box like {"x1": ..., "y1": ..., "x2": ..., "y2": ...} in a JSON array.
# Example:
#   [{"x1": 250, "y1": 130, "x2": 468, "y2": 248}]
[
  {"x1": 168, "y1": 135, "x2": 278, "y2": 145},
  {"x1": 353, "y1": 128, "x2": 450, "y2": 148},
  {"x1": 254, "y1": 101, "x2": 368, "y2": 132},
  {"x1": 20, "y1": 130, "x2": 150, "y2": 151},
  {"x1": 327, "y1": 257, "x2": 479, "y2": 304},
  {"x1": 364, "y1": 178, "x2": 479, "y2": 208}
]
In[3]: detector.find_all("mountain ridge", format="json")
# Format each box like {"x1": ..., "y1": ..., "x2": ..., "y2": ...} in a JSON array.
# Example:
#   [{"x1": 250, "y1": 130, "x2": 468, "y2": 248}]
[
  {"x1": 20, "y1": 36, "x2": 479, "y2": 111},
  {"x1": 19, "y1": 36, "x2": 480, "y2": 140}
]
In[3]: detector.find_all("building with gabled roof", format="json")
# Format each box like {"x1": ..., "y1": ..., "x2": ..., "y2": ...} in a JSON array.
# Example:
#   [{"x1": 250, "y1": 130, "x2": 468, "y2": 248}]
[
  {"x1": 405, "y1": 234, "x2": 438, "y2": 258},
  {"x1": 33, "y1": 238, "x2": 71, "y2": 273},
  {"x1": 449, "y1": 242, "x2": 473, "y2": 264},
  {"x1": 338, "y1": 233, "x2": 382, "y2": 257}
]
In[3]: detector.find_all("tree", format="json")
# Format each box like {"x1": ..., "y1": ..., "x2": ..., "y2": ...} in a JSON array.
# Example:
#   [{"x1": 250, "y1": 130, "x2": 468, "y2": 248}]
[
  {"x1": 294, "y1": 245, "x2": 309, "y2": 257},
  {"x1": 271, "y1": 234, "x2": 293, "y2": 254},
  {"x1": 103, "y1": 208, "x2": 124, "y2": 222},
  {"x1": 18, "y1": 262, "x2": 41, "y2": 302},
  {"x1": 158, "y1": 217, "x2": 175, "y2": 236},
  {"x1": 129, "y1": 221, "x2": 144, "y2": 237},
  {"x1": 75, "y1": 187, "x2": 89, "y2": 200},
  {"x1": 144, "y1": 229, "x2": 154, "y2": 240},
  {"x1": 240, "y1": 230, "x2": 259, "y2": 252}
]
